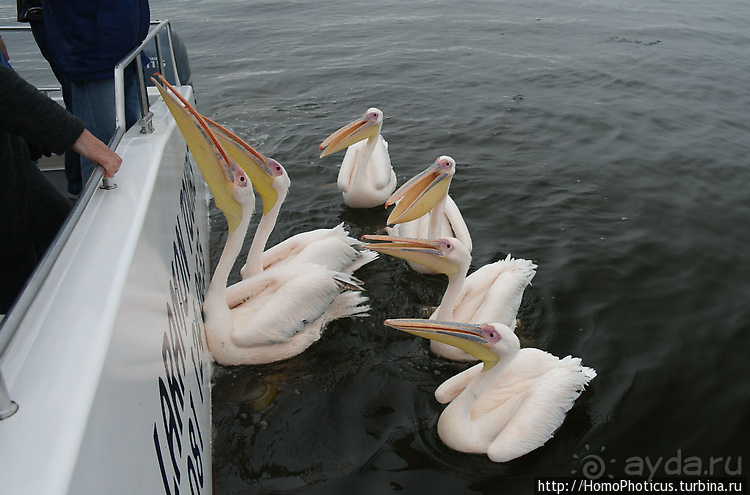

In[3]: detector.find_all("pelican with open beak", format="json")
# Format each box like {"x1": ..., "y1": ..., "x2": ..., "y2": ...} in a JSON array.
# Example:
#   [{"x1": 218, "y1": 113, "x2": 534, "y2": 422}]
[
  {"x1": 196, "y1": 122, "x2": 373, "y2": 283},
  {"x1": 154, "y1": 74, "x2": 369, "y2": 365},
  {"x1": 154, "y1": 73, "x2": 373, "y2": 273},
  {"x1": 198, "y1": 115, "x2": 377, "y2": 280},
  {"x1": 384, "y1": 318, "x2": 596, "y2": 463},
  {"x1": 385, "y1": 156, "x2": 472, "y2": 274},
  {"x1": 363, "y1": 235, "x2": 535, "y2": 361},
  {"x1": 319, "y1": 107, "x2": 397, "y2": 208}
]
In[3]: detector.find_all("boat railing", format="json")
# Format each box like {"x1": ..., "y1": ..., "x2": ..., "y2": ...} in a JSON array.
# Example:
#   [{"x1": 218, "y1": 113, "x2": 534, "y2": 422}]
[{"x1": 0, "y1": 19, "x2": 184, "y2": 420}]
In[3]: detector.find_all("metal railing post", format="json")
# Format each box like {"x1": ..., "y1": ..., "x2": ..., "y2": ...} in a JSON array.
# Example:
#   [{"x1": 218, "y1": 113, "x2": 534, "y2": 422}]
[
  {"x1": 135, "y1": 57, "x2": 153, "y2": 135},
  {"x1": 164, "y1": 23, "x2": 182, "y2": 85},
  {"x1": 0, "y1": 371, "x2": 19, "y2": 420}
]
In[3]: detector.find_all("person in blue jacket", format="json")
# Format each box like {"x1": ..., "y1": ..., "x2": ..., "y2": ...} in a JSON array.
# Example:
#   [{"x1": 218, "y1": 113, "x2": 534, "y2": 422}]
[
  {"x1": 40, "y1": 0, "x2": 150, "y2": 186},
  {"x1": 17, "y1": 0, "x2": 82, "y2": 199}
]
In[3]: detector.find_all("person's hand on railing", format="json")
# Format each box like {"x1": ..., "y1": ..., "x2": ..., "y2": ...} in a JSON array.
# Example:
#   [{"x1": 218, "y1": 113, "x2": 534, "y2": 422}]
[{"x1": 71, "y1": 129, "x2": 122, "y2": 178}]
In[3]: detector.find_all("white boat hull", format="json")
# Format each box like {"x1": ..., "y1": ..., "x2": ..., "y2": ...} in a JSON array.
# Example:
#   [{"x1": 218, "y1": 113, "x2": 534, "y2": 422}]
[{"x1": 0, "y1": 85, "x2": 213, "y2": 494}]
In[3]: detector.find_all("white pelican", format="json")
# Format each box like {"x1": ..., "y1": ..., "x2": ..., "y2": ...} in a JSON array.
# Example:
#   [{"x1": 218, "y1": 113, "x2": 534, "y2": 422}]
[
  {"x1": 384, "y1": 319, "x2": 596, "y2": 463},
  {"x1": 384, "y1": 156, "x2": 472, "y2": 274},
  {"x1": 199, "y1": 116, "x2": 377, "y2": 279},
  {"x1": 153, "y1": 75, "x2": 369, "y2": 365},
  {"x1": 319, "y1": 107, "x2": 397, "y2": 208},
  {"x1": 363, "y1": 236, "x2": 535, "y2": 362}
]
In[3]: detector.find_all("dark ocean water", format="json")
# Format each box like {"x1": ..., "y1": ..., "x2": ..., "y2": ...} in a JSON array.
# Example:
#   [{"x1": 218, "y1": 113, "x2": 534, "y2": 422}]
[{"x1": 5, "y1": 0, "x2": 749, "y2": 492}]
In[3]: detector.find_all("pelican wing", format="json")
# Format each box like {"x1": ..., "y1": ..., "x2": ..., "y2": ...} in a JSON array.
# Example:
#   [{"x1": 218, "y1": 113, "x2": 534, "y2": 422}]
[
  {"x1": 221, "y1": 263, "x2": 369, "y2": 365},
  {"x1": 368, "y1": 137, "x2": 394, "y2": 190},
  {"x1": 152, "y1": 76, "x2": 244, "y2": 234},
  {"x1": 334, "y1": 139, "x2": 395, "y2": 198},
  {"x1": 451, "y1": 256, "x2": 537, "y2": 326},
  {"x1": 484, "y1": 352, "x2": 595, "y2": 463},
  {"x1": 261, "y1": 223, "x2": 376, "y2": 274},
  {"x1": 228, "y1": 266, "x2": 340, "y2": 346},
  {"x1": 336, "y1": 142, "x2": 361, "y2": 193}
]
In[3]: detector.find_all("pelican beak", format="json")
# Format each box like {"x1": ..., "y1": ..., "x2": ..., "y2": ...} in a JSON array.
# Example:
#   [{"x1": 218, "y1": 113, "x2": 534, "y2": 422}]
[
  {"x1": 152, "y1": 74, "x2": 244, "y2": 234},
  {"x1": 384, "y1": 319, "x2": 499, "y2": 370},
  {"x1": 385, "y1": 157, "x2": 454, "y2": 225},
  {"x1": 319, "y1": 110, "x2": 381, "y2": 157},
  {"x1": 202, "y1": 117, "x2": 282, "y2": 215},
  {"x1": 361, "y1": 235, "x2": 460, "y2": 276}
]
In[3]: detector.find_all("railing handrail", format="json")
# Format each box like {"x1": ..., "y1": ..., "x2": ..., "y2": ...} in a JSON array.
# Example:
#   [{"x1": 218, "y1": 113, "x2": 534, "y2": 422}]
[{"x1": 0, "y1": 19, "x2": 181, "y2": 420}]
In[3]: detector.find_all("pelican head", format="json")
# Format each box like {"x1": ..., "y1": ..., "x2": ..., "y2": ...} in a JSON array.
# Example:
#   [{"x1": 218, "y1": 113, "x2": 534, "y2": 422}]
[
  {"x1": 217, "y1": 160, "x2": 253, "y2": 233},
  {"x1": 385, "y1": 156, "x2": 455, "y2": 225},
  {"x1": 362, "y1": 235, "x2": 470, "y2": 277},
  {"x1": 257, "y1": 157, "x2": 289, "y2": 212},
  {"x1": 384, "y1": 319, "x2": 518, "y2": 370},
  {"x1": 319, "y1": 107, "x2": 383, "y2": 157},
  {"x1": 193, "y1": 135, "x2": 254, "y2": 235},
  {"x1": 202, "y1": 116, "x2": 287, "y2": 215}
]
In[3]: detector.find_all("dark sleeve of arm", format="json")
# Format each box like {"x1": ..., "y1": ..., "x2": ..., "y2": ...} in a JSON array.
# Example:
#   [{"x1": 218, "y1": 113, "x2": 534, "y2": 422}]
[{"x1": 0, "y1": 65, "x2": 85, "y2": 155}]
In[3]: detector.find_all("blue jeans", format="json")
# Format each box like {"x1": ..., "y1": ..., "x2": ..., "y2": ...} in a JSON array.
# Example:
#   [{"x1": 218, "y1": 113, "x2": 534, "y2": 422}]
[{"x1": 71, "y1": 72, "x2": 141, "y2": 183}]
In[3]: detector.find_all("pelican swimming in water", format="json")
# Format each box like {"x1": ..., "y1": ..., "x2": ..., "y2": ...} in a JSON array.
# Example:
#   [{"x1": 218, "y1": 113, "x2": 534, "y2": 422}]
[
  {"x1": 384, "y1": 156, "x2": 472, "y2": 274},
  {"x1": 384, "y1": 318, "x2": 596, "y2": 463},
  {"x1": 363, "y1": 236, "x2": 535, "y2": 361},
  {"x1": 319, "y1": 107, "x2": 397, "y2": 208},
  {"x1": 153, "y1": 75, "x2": 369, "y2": 365}
]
